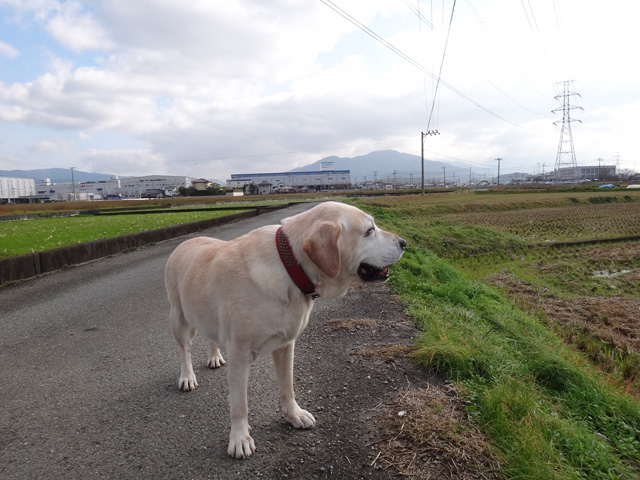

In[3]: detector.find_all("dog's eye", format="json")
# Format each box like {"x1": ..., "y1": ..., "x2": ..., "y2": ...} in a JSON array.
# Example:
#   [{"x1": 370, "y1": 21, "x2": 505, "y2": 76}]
[{"x1": 364, "y1": 226, "x2": 375, "y2": 237}]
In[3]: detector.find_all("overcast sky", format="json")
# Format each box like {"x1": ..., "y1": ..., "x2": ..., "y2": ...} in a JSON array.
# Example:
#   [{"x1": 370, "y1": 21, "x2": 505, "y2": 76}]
[{"x1": 0, "y1": 0, "x2": 638, "y2": 182}]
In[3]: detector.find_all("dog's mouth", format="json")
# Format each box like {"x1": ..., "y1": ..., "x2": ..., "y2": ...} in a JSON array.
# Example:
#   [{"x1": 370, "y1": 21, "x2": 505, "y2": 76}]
[{"x1": 357, "y1": 262, "x2": 390, "y2": 282}]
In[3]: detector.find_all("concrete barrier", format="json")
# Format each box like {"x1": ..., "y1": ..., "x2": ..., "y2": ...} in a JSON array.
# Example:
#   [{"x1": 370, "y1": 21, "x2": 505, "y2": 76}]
[{"x1": 0, "y1": 208, "x2": 274, "y2": 286}]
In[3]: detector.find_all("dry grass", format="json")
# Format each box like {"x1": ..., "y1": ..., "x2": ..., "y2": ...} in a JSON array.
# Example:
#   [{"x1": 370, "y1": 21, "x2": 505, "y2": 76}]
[
  {"x1": 491, "y1": 271, "x2": 640, "y2": 395},
  {"x1": 355, "y1": 344, "x2": 413, "y2": 364},
  {"x1": 372, "y1": 384, "x2": 504, "y2": 479},
  {"x1": 492, "y1": 272, "x2": 640, "y2": 355},
  {"x1": 325, "y1": 318, "x2": 379, "y2": 332},
  {"x1": 444, "y1": 201, "x2": 640, "y2": 243},
  {"x1": 351, "y1": 339, "x2": 503, "y2": 478}
]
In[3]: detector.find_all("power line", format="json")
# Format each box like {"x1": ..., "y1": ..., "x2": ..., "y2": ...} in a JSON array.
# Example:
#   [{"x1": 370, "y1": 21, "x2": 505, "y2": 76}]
[
  {"x1": 426, "y1": 0, "x2": 456, "y2": 132},
  {"x1": 463, "y1": 0, "x2": 483, "y2": 23},
  {"x1": 319, "y1": 0, "x2": 524, "y2": 128},
  {"x1": 400, "y1": 0, "x2": 433, "y2": 29},
  {"x1": 520, "y1": 0, "x2": 534, "y2": 30},
  {"x1": 416, "y1": 0, "x2": 432, "y2": 128},
  {"x1": 487, "y1": 81, "x2": 547, "y2": 115},
  {"x1": 526, "y1": 0, "x2": 539, "y2": 30}
]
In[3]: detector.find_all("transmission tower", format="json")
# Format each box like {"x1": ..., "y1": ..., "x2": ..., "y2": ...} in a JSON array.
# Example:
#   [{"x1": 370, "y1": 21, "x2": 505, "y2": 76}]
[{"x1": 552, "y1": 81, "x2": 582, "y2": 182}]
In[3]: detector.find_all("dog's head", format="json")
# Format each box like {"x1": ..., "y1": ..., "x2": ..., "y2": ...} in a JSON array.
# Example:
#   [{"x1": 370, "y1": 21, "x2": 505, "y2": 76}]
[{"x1": 281, "y1": 202, "x2": 406, "y2": 298}]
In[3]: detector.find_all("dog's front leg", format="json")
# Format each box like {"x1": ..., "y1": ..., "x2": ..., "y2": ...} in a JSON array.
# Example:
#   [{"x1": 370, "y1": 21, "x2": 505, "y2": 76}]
[
  {"x1": 272, "y1": 342, "x2": 316, "y2": 429},
  {"x1": 226, "y1": 347, "x2": 256, "y2": 459}
]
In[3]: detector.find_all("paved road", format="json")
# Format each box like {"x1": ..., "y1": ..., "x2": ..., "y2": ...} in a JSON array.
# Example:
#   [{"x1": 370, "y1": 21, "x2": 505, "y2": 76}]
[{"x1": 0, "y1": 202, "x2": 430, "y2": 479}]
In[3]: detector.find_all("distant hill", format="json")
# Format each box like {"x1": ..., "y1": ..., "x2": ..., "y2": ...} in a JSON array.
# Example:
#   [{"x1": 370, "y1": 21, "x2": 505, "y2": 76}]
[
  {"x1": 0, "y1": 168, "x2": 114, "y2": 184},
  {"x1": 290, "y1": 150, "x2": 473, "y2": 184},
  {"x1": 2, "y1": 150, "x2": 497, "y2": 187}
]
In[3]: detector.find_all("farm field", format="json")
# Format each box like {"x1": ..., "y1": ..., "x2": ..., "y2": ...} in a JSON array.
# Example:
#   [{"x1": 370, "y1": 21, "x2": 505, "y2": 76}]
[
  {"x1": 354, "y1": 189, "x2": 640, "y2": 391},
  {"x1": 0, "y1": 208, "x2": 244, "y2": 258},
  {"x1": 348, "y1": 189, "x2": 640, "y2": 479},
  {"x1": 0, "y1": 194, "x2": 320, "y2": 217},
  {"x1": 445, "y1": 200, "x2": 640, "y2": 243},
  {"x1": 0, "y1": 198, "x2": 301, "y2": 258}
]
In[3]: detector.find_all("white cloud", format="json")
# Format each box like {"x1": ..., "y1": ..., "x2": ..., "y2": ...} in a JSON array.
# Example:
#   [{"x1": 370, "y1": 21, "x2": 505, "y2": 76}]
[
  {"x1": 0, "y1": 40, "x2": 19, "y2": 58},
  {"x1": 0, "y1": 0, "x2": 638, "y2": 179},
  {"x1": 45, "y1": 1, "x2": 114, "y2": 52},
  {"x1": 82, "y1": 148, "x2": 166, "y2": 177},
  {"x1": 31, "y1": 136, "x2": 73, "y2": 153},
  {"x1": 0, "y1": 153, "x2": 21, "y2": 170}
]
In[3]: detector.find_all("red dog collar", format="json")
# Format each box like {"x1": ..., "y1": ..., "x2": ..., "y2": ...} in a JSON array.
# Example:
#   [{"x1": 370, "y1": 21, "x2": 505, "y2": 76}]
[{"x1": 276, "y1": 227, "x2": 318, "y2": 299}]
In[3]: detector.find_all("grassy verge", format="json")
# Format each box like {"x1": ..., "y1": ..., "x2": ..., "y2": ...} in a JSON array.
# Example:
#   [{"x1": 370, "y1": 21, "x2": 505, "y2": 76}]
[
  {"x1": 348, "y1": 194, "x2": 640, "y2": 479},
  {"x1": 0, "y1": 209, "x2": 243, "y2": 257}
]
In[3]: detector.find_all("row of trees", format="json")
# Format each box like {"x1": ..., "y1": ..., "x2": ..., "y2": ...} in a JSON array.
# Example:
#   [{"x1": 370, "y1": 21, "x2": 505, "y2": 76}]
[{"x1": 178, "y1": 185, "x2": 226, "y2": 197}]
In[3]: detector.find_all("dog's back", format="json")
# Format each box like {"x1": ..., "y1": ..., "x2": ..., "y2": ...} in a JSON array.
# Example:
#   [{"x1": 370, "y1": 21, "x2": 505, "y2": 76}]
[{"x1": 165, "y1": 237, "x2": 225, "y2": 304}]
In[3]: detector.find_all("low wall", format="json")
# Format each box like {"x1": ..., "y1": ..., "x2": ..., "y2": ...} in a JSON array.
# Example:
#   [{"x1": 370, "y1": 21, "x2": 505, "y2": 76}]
[{"x1": 0, "y1": 206, "x2": 288, "y2": 286}]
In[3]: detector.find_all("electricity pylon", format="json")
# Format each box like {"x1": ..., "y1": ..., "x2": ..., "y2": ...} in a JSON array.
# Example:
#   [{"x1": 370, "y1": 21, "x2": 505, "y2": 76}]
[{"x1": 552, "y1": 80, "x2": 582, "y2": 182}]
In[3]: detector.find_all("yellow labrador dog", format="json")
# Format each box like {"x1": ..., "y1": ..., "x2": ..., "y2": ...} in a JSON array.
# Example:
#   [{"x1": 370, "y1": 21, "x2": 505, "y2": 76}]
[{"x1": 164, "y1": 201, "x2": 406, "y2": 458}]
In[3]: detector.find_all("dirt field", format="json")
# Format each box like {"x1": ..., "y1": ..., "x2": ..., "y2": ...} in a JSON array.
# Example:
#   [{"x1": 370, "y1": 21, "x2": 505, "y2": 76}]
[{"x1": 490, "y1": 242, "x2": 640, "y2": 394}]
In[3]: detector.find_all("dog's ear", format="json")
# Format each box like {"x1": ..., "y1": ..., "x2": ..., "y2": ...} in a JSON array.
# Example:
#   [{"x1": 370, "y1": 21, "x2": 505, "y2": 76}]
[{"x1": 302, "y1": 221, "x2": 341, "y2": 278}]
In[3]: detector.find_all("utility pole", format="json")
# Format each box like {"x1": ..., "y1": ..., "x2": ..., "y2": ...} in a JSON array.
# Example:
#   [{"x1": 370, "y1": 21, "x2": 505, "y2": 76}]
[
  {"x1": 442, "y1": 166, "x2": 446, "y2": 187},
  {"x1": 421, "y1": 130, "x2": 440, "y2": 193},
  {"x1": 70, "y1": 167, "x2": 76, "y2": 201},
  {"x1": 597, "y1": 157, "x2": 604, "y2": 181},
  {"x1": 542, "y1": 163, "x2": 546, "y2": 183},
  {"x1": 495, "y1": 158, "x2": 502, "y2": 189},
  {"x1": 553, "y1": 80, "x2": 582, "y2": 182}
]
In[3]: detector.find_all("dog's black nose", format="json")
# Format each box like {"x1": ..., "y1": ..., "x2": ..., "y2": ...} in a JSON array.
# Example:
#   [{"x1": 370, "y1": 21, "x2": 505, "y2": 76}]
[{"x1": 399, "y1": 238, "x2": 407, "y2": 250}]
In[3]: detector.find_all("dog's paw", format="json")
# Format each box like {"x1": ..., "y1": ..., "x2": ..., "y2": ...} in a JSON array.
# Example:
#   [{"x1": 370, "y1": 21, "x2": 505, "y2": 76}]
[
  {"x1": 227, "y1": 428, "x2": 256, "y2": 459},
  {"x1": 178, "y1": 374, "x2": 198, "y2": 391},
  {"x1": 285, "y1": 407, "x2": 316, "y2": 429},
  {"x1": 207, "y1": 354, "x2": 226, "y2": 369}
]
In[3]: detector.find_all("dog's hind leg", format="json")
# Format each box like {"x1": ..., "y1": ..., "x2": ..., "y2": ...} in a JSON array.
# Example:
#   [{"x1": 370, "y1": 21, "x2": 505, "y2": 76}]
[
  {"x1": 207, "y1": 342, "x2": 226, "y2": 369},
  {"x1": 272, "y1": 342, "x2": 316, "y2": 429},
  {"x1": 171, "y1": 305, "x2": 198, "y2": 391}
]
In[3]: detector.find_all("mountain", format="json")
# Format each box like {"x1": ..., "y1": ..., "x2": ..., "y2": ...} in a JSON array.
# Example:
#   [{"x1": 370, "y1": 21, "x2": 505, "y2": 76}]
[
  {"x1": 290, "y1": 150, "x2": 475, "y2": 184},
  {"x1": 0, "y1": 168, "x2": 114, "y2": 184}
]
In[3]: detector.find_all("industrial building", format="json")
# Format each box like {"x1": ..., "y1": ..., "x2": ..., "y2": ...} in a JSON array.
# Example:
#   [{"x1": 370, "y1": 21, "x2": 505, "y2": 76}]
[
  {"x1": 226, "y1": 170, "x2": 351, "y2": 191},
  {"x1": 119, "y1": 175, "x2": 193, "y2": 198},
  {"x1": 29, "y1": 175, "x2": 194, "y2": 200},
  {"x1": 0, "y1": 176, "x2": 37, "y2": 203},
  {"x1": 552, "y1": 165, "x2": 616, "y2": 182},
  {"x1": 37, "y1": 176, "x2": 122, "y2": 201}
]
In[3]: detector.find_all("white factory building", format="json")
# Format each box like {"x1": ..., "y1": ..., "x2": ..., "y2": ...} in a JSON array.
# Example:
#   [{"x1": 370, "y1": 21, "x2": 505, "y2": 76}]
[
  {"x1": 0, "y1": 176, "x2": 37, "y2": 203},
  {"x1": 552, "y1": 165, "x2": 616, "y2": 182},
  {"x1": 30, "y1": 175, "x2": 194, "y2": 201},
  {"x1": 38, "y1": 176, "x2": 122, "y2": 201},
  {"x1": 226, "y1": 170, "x2": 351, "y2": 190},
  {"x1": 119, "y1": 175, "x2": 194, "y2": 199}
]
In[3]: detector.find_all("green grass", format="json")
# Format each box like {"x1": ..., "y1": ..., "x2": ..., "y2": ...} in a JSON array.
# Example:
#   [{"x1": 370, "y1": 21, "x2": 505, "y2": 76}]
[
  {"x1": 347, "y1": 195, "x2": 640, "y2": 479},
  {"x1": 393, "y1": 247, "x2": 639, "y2": 479},
  {"x1": 0, "y1": 210, "x2": 243, "y2": 257}
]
